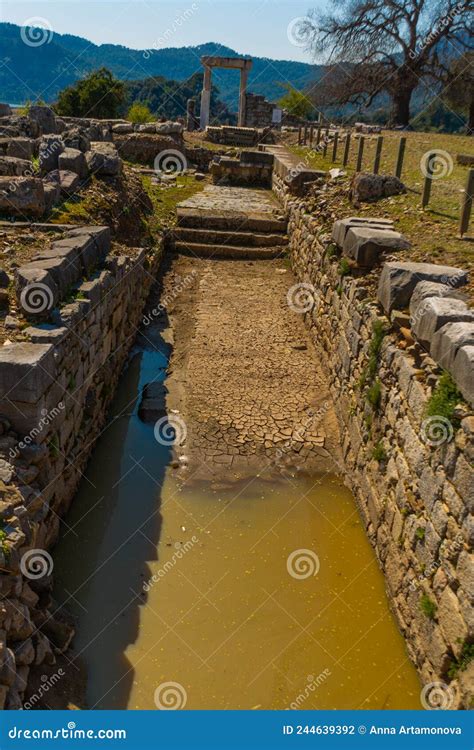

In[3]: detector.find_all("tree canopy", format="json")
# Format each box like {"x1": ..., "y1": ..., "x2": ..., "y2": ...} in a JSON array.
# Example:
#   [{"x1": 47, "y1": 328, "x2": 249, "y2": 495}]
[
  {"x1": 305, "y1": 0, "x2": 472, "y2": 126},
  {"x1": 55, "y1": 67, "x2": 126, "y2": 119}
]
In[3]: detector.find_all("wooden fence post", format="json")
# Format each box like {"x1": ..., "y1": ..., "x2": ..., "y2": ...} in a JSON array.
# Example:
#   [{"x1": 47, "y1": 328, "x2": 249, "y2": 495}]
[
  {"x1": 316, "y1": 127, "x2": 321, "y2": 146},
  {"x1": 343, "y1": 134, "x2": 351, "y2": 166},
  {"x1": 373, "y1": 135, "x2": 383, "y2": 174},
  {"x1": 298, "y1": 127, "x2": 302, "y2": 146},
  {"x1": 303, "y1": 125, "x2": 308, "y2": 145},
  {"x1": 309, "y1": 125, "x2": 314, "y2": 147},
  {"x1": 459, "y1": 168, "x2": 474, "y2": 238},
  {"x1": 356, "y1": 136, "x2": 365, "y2": 171},
  {"x1": 322, "y1": 128, "x2": 330, "y2": 157},
  {"x1": 332, "y1": 131, "x2": 339, "y2": 162},
  {"x1": 395, "y1": 136, "x2": 406, "y2": 178},
  {"x1": 422, "y1": 151, "x2": 436, "y2": 208}
]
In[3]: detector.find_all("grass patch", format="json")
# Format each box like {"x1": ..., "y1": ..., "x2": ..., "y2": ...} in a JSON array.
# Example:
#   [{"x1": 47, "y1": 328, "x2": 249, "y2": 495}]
[
  {"x1": 338, "y1": 258, "x2": 351, "y2": 277},
  {"x1": 142, "y1": 174, "x2": 207, "y2": 236},
  {"x1": 366, "y1": 379, "x2": 382, "y2": 411},
  {"x1": 425, "y1": 372, "x2": 463, "y2": 428},
  {"x1": 415, "y1": 526, "x2": 426, "y2": 541},
  {"x1": 372, "y1": 441, "x2": 387, "y2": 463},
  {"x1": 420, "y1": 593, "x2": 437, "y2": 620}
]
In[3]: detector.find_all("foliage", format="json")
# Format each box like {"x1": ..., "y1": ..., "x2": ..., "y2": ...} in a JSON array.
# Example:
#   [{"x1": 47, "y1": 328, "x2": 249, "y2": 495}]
[
  {"x1": 415, "y1": 526, "x2": 426, "y2": 541},
  {"x1": 366, "y1": 380, "x2": 382, "y2": 411},
  {"x1": 338, "y1": 258, "x2": 351, "y2": 277},
  {"x1": 420, "y1": 594, "x2": 437, "y2": 620},
  {"x1": 447, "y1": 642, "x2": 474, "y2": 679},
  {"x1": 127, "y1": 102, "x2": 153, "y2": 123},
  {"x1": 55, "y1": 67, "x2": 126, "y2": 119},
  {"x1": 278, "y1": 84, "x2": 314, "y2": 119},
  {"x1": 359, "y1": 320, "x2": 386, "y2": 389},
  {"x1": 425, "y1": 372, "x2": 462, "y2": 427},
  {"x1": 372, "y1": 441, "x2": 387, "y2": 463}
]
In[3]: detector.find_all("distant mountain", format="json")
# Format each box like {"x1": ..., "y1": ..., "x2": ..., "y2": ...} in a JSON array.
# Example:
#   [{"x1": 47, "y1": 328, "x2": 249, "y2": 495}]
[{"x1": 0, "y1": 23, "x2": 320, "y2": 110}]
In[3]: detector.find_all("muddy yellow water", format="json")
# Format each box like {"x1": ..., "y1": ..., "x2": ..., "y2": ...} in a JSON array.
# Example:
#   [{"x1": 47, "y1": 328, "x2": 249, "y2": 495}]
[{"x1": 53, "y1": 343, "x2": 421, "y2": 711}]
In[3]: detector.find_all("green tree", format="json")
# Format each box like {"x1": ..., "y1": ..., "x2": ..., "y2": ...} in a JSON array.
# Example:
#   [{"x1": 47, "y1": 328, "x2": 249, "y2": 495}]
[
  {"x1": 127, "y1": 101, "x2": 154, "y2": 123},
  {"x1": 55, "y1": 68, "x2": 126, "y2": 119},
  {"x1": 278, "y1": 85, "x2": 314, "y2": 119}
]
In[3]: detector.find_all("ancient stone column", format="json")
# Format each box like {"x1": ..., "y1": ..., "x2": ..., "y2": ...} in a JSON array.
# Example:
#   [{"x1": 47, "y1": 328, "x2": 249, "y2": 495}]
[
  {"x1": 238, "y1": 67, "x2": 249, "y2": 127},
  {"x1": 200, "y1": 66, "x2": 212, "y2": 130}
]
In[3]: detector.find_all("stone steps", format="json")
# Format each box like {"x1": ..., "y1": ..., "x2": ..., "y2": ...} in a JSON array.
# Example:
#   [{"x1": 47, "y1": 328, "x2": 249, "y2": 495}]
[
  {"x1": 173, "y1": 226, "x2": 288, "y2": 248},
  {"x1": 176, "y1": 207, "x2": 287, "y2": 233},
  {"x1": 174, "y1": 241, "x2": 286, "y2": 259}
]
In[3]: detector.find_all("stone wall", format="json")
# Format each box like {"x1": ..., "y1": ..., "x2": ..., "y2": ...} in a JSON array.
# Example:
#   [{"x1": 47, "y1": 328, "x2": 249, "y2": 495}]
[
  {"x1": 274, "y1": 172, "x2": 473, "y2": 708},
  {"x1": 0, "y1": 234, "x2": 162, "y2": 708}
]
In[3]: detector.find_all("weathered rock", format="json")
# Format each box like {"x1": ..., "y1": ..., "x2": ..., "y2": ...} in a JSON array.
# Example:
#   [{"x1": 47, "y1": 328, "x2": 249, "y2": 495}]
[
  {"x1": 42, "y1": 181, "x2": 60, "y2": 213},
  {"x1": 457, "y1": 154, "x2": 474, "y2": 166},
  {"x1": 377, "y1": 262, "x2": 469, "y2": 313},
  {"x1": 430, "y1": 321, "x2": 474, "y2": 373},
  {"x1": 58, "y1": 147, "x2": 88, "y2": 179},
  {"x1": 438, "y1": 586, "x2": 468, "y2": 659},
  {"x1": 411, "y1": 297, "x2": 474, "y2": 350},
  {"x1": 410, "y1": 281, "x2": 467, "y2": 320},
  {"x1": 66, "y1": 226, "x2": 111, "y2": 272},
  {"x1": 38, "y1": 135, "x2": 64, "y2": 173},
  {"x1": 6, "y1": 138, "x2": 35, "y2": 160},
  {"x1": 138, "y1": 122, "x2": 158, "y2": 134},
  {"x1": 343, "y1": 227, "x2": 410, "y2": 267},
  {"x1": 156, "y1": 121, "x2": 183, "y2": 135},
  {"x1": 0, "y1": 343, "x2": 56, "y2": 403},
  {"x1": 452, "y1": 346, "x2": 474, "y2": 407},
  {"x1": 112, "y1": 123, "x2": 134, "y2": 134},
  {"x1": 350, "y1": 172, "x2": 406, "y2": 204},
  {"x1": 332, "y1": 216, "x2": 394, "y2": 247},
  {"x1": 86, "y1": 142, "x2": 121, "y2": 176},
  {"x1": 0, "y1": 156, "x2": 32, "y2": 176},
  {"x1": 0, "y1": 104, "x2": 12, "y2": 117},
  {"x1": 44, "y1": 169, "x2": 81, "y2": 196},
  {"x1": 15, "y1": 267, "x2": 59, "y2": 317},
  {"x1": 0, "y1": 269, "x2": 9, "y2": 288},
  {"x1": 0, "y1": 176, "x2": 45, "y2": 217},
  {"x1": 62, "y1": 128, "x2": 91, "y2": 153},
  {"x1": 28, "y1": 105, "x2": 56, "y2": 135}
]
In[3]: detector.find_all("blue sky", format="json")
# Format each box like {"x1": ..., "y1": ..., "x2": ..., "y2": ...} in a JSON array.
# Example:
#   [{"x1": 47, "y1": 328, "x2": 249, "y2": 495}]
[{"x1": 0, "y1": 0, "x2": 323, "y2": 62}]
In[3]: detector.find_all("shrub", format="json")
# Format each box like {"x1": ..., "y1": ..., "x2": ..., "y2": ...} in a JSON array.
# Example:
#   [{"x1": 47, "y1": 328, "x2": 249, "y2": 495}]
[
  {"x1": 420, "y1": 594, "x2": 437, "y2": 620},
  {"x1": 55, "y1": 68, "x2": 126, "y2": 119},
  {"x1": 366, "y1": 379, "x2": 382, "y2": 410},
  {"x1": 425, "y1": 372, "x2": 463, "y2": 428},
  {"x1": 372, "y1": 441, "x2": 387, "y2": 463},
  {"x1": 127, "y1": 102, "x2": 153, "y2": 124}
]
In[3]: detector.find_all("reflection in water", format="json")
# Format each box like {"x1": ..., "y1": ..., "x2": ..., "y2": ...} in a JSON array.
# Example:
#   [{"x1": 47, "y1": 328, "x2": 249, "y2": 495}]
[{"x1": 53, "y1": 329, "x2": 421, "y2": 711}]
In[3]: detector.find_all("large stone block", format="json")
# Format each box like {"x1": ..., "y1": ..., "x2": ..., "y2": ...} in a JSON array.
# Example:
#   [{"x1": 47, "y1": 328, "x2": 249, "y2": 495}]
[
  {"x1": 0, "y1": 177, "x2": 45, "y2": 218},
  {"x1": 29, "y1": 105, "x2": 57, "y2": 135},
  {"x1": 86, "y1": 142, "x2": 121, "y2": 176},
  {"x1": 6, "y1": 138, "x2": 34, "y2": 160},
  {"x1": 409, "y1": 280, "x2": 467, "y2": 320},
  {"x1": 58, "y1": 147, "x2": 88, "y2": 179},
  {"x1": 44, "y1": 169, "x2": 81, "y2": 196},
  {"x1": 38, "y1": 135, "x2": 64, "y2": 173},
  {"x1": 411, "y1": 297, "x2": 474, "y2": 350},
  {"x1": 452, "y1": 346, "x2": 474, "y2": 407},
  {"x1": 350, "y1": 173, "x2": 406, "y2": 204},
  {"x1": 343, "y1": 227, "x2": 410, "y2": 267},
  {"x1": 20, "y1": 255, "x2": 79, "y2": 296},
  {"x1": 332, "y1": 216, "x2": 394, "y2": 247},
  {"x1": 430, "y1": 321, "x2": 474, "y2": 372},
  {"x1": 66, "y1": 226, "x2": 110, "y2": 272},
  {"x1": 0, "y1": 156, "x2": 31, "y2": 176},
  {"x1": 0, "y1": 343, "x2": 56, "y2": 403},
  {"x1": 377, "y1": 261, "x2": 469, "y2": 313}
]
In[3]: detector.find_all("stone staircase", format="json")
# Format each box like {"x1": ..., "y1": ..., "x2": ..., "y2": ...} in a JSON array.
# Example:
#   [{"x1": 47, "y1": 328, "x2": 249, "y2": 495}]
[{"x1": 173, "y1": 186, "x2": 288, "y2": 259}]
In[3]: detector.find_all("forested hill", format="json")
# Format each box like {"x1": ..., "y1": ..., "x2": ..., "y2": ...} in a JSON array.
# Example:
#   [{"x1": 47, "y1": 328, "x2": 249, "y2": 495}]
[{"x1": 0, "y1": 23, "x2": 319, "y2": 108}]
